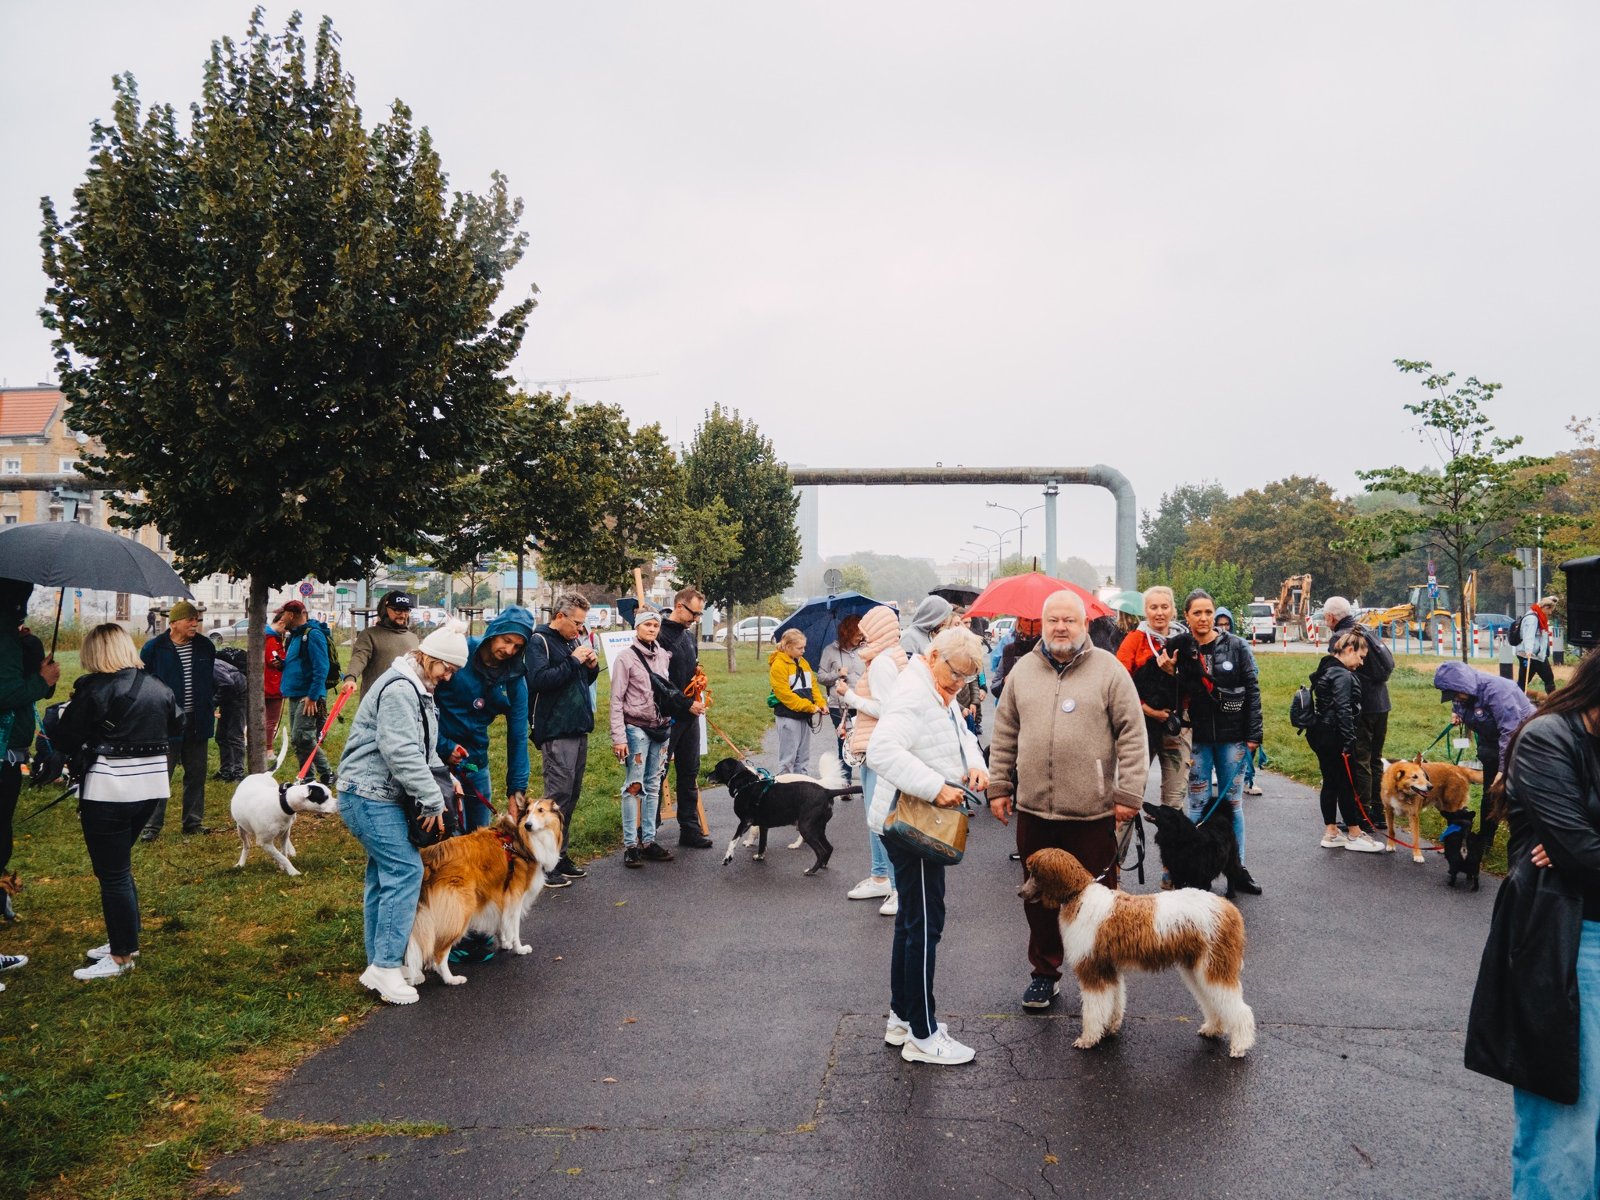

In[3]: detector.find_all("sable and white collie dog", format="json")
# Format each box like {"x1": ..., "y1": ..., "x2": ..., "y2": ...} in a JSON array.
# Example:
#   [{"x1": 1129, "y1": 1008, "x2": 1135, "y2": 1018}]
[
  {"x1": 403, "y1": 799, "x2": 565, "y2": 987},
  {"x1": 1020, "y1": 848, "x2": 1256, "y2": 1058}
]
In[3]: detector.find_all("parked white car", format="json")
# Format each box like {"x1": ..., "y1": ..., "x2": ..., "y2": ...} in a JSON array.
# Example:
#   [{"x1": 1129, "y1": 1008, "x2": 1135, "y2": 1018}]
[
  {"x1": 1245, "y1": 601, "x2": 1276, "y2": 644},
  {"x1": 712, "y1": 616, "x2": 782, "y2": 643}
]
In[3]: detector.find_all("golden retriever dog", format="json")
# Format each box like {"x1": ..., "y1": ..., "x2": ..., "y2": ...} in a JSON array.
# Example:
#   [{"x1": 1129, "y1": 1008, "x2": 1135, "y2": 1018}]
[
  {"x1": 403, "y1": 799, "x2": 564, "y2": 987},
  {"x1": 1020, "y1": 849, "x2": 1255, "y2": 1058},
  {"x1": 1380, "y1": 755, "x2": 1481, "y2": 864}
]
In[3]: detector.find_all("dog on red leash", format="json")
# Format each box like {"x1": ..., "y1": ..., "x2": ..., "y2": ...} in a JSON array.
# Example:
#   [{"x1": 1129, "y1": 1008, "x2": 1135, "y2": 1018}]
[{"x1": 1020, "y1": 848, "x2": 1255, "y2": 1057}]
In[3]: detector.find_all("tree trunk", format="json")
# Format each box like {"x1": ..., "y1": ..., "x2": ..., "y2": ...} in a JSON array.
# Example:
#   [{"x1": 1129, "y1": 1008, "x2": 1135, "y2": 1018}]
[
  {"x1": 246, "y1": 575, "x2": 268, "y2": 774},
  {"x1": 726, "y1": 598, "x2": 736, "y2": 673},
  {"x1": 1453, "y1": 556, "x2": 1470, "y2": 663}
]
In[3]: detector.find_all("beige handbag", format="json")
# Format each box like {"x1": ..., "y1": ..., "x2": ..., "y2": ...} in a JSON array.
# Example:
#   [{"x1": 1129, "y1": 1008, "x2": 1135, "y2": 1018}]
[{"x1": 881, "y1": 709, "x2": 977, "y2": 866}]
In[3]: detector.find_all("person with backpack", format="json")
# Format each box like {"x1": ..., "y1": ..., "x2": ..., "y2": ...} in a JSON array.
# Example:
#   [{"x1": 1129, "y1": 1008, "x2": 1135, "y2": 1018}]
[
  {"x1": 1325, "y1": 596, "x2": 1396, "y2": 839},
  {"x1": 608, "y1": 608, "x2": 679, "y2": 868},
  {"x1": 277, "y1": 599, "x2": 334, "y2": 787},
  {"x1": 1514, "y1": 595, "x2": 1560, "y2": 694},
  {"x1": 1305, "y1": 630, "x2": 1386, "y2": 852},
  {"x1": 212, "y1": 650, "x2": 248, "y2": 782}
]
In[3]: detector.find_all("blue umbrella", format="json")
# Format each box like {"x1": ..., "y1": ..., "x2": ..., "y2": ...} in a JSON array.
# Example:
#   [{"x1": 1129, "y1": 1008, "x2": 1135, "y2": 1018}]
[{"x1": 774, "y1": 591, "x2": 888, "y2": 666}]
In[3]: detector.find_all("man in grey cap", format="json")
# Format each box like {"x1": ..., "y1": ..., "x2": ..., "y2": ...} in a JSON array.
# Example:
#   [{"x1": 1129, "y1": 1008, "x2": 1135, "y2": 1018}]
[{"x1": 341, "y1": 591, "x2": 421, "y2": 698}]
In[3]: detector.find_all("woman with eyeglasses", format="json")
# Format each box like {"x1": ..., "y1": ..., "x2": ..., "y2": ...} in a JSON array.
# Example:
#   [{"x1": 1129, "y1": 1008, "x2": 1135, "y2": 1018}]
[{"x1": 867, "y1": 625, "x2": 989, "y2": 1066}]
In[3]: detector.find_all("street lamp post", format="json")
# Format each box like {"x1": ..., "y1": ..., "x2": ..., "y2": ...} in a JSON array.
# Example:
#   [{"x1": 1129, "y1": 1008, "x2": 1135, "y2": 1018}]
[
  {"x1": 962, "y1": 540, "x2": 992, "y2": 585},
  {"x1": 974, "y1": 525, "x2": 1011, "y2": 577},
  {"x1": 986, "y1": 501, "x2": 1044, "y2": 564}
]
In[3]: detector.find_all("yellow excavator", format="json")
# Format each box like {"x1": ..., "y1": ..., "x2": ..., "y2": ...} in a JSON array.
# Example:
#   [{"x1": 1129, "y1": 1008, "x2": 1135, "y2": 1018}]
[
  {"x1": 1275, "y1": 575, "x2": 1314, "y2": 641},
  {"x1": 1358, "y1": 572, "x2": 1476, "y2": 642}
]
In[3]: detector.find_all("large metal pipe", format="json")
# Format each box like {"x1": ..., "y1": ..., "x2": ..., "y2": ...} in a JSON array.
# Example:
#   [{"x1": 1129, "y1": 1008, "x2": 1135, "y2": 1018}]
[{"x1": 787, "y1": 465, "x2": 1138, "y2": 589}]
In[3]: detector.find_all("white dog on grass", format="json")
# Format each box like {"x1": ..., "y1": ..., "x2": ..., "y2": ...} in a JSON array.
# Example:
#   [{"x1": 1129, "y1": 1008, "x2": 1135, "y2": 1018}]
[{"x1": 230, "y1": 726, "x2": 340, "y2": 875}]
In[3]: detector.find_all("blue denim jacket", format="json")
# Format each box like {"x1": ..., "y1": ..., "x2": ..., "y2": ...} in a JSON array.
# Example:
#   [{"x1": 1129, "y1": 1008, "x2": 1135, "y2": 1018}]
[{"x1": 335, "y1": 658, "x2": 446, "y2": 811}]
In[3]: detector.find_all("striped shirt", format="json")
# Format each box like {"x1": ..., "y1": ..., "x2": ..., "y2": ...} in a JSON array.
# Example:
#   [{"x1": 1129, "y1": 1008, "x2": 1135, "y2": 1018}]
[
  {"x1": 173, "y1": 640, "x2": 195, "y2": 714},
  {"x1": 81, "y1": 753, "x2": 171, "y2": 803}
]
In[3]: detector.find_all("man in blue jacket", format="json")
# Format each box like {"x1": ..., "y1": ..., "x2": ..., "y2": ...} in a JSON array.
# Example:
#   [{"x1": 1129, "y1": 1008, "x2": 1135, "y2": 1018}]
[
  {"x1": 434, "y1": 607, "x2": 533, "y2": 832},
  {"x1": 278, "y1": 600, "x2": 333, "y2": 786},
  {"x1": 527, "y1": 593, "x2": 600, "y2": 887},
  {"x1": 140, "y1": 599, "x2": 216, "y2": 839}
]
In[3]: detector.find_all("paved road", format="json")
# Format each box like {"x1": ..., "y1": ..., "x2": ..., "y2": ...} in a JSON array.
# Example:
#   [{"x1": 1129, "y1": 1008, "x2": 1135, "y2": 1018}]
[{"x1": 212, "y1": 734, "x2": 1511, "y2": 1199}]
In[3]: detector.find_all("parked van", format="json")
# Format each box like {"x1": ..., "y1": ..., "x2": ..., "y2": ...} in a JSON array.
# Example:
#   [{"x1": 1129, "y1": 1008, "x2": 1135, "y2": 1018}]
[{"x1": 1246, "y1": 600, "x2": 1276, "y2": 644}]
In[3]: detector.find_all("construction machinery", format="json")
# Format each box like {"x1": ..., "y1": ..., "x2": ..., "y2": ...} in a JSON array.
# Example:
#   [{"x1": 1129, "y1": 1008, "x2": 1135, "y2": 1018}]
[
  {"x1": 1275, "y1": 575, "x2": 1314, "y2": 642},
  {"x1": 1358, "y1": 572, "x2": 1477, "y2": 643}
]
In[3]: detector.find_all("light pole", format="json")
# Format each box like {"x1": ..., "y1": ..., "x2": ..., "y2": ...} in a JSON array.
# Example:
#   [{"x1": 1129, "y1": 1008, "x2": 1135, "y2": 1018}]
[
  {"x1": 974, "y1": 525, "x2": 1011, "y2": 577},
  {"x1": 962, "y1": 540, "x2": 992, "y2": 585},
  {"x1": 986, "y1": 500, "x2": 1043, "y2": 564}
]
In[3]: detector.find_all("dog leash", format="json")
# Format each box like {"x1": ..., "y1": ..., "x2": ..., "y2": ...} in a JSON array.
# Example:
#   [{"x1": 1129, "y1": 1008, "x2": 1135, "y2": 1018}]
[
  {"x1": 18, "y1": 783, "x2": 77, "y2": 826},
  {"x1": 295, "y1": 688, "x2": 352, "y2": 781},
  {"x1": 1342, "y1": 752, "x2": 1443, "y2": 853}
]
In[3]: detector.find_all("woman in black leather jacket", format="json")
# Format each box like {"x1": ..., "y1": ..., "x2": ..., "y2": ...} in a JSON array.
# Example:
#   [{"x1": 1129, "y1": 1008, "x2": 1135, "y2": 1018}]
[
  {"x1": 53, "y1": 624, "x2": 180, "y2": 981},
  {"x1": 1467, "y1": 649, "x2": 1600, "y2": 1197},
  {"x1": 1307, "y1": 631, "x2": 1385, "y2": 852}
]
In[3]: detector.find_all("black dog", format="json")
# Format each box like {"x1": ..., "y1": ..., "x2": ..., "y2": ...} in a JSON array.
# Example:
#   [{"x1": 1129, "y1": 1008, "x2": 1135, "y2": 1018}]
[
  {"x1": 1443, "y1": 808, "x2": 1480, "y2": 891},
  {"x1": 712, "y1": 758, "x2": 861, "y2": 876},
  {"x1": 1142, "y1": 801, "x2": 1253, "y2": 898}
]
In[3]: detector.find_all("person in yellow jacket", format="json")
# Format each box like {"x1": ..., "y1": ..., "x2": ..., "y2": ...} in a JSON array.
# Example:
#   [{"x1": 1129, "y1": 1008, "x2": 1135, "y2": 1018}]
[{"x1": 770, "y1": 628, "x2": 827, "y2": 774}]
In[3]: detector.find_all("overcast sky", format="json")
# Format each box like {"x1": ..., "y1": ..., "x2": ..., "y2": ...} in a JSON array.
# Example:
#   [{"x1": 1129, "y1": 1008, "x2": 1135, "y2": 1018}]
[{"x1": 3, "y1": 2, "x2": 1595, "y2": 574}]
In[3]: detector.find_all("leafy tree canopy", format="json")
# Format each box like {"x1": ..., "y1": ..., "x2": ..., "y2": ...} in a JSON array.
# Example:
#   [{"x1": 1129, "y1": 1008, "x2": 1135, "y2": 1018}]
[
  {"x1": 1186, "y1": 475, "x2": 1372, "y2": 601},
  {"x1": 1137, "y1": 481, "x2": 1229, "y2": 573}
]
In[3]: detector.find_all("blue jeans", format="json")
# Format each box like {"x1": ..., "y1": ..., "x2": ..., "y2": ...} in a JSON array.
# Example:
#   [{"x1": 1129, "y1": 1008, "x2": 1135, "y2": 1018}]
[
  {"x1": 1513, "y1": 921, "x2": 1600, "y2": 1199},
  {"x1": 1189, "y1": 741, "x2": 1249, "y2": 865},
  {"x1": 622, "y1": 725, "x2": 667, "y2": 847},
  {"x1": 338, "y1": 789, "x2": 423, "y2": 969},
  {"x1": 458, "y1": 766, "x2": 495, "y2": 832},
  {"x1": 860, "y1": 766, "x2": 894, "y2": 883}
]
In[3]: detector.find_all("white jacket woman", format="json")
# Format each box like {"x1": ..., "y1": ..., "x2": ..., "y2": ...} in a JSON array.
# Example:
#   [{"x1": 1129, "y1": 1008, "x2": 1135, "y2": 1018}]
[{"x1": 867, "y1": 654, "x2": 984, "y2": 834}]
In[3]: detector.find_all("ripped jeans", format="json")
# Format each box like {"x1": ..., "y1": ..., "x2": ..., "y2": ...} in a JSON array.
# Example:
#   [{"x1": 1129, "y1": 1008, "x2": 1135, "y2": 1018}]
[{"x1": 1188, "y1": 741, "x2": 1249, "y2": 865}]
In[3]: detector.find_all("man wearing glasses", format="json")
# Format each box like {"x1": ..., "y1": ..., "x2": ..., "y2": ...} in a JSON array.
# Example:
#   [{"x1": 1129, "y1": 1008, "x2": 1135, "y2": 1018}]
[
  {"x1": 657, "y1": 587, "x2": 712, "y2": 848},
  {"x1": 986, "y1": 590, "x2": 1148, "y2": 1013}
]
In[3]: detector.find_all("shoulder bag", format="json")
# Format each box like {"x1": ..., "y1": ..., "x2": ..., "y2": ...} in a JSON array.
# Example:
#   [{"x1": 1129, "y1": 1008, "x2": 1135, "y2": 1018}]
[{"x1": 881, "y1": 707, "x2": 980, "y2": 866}]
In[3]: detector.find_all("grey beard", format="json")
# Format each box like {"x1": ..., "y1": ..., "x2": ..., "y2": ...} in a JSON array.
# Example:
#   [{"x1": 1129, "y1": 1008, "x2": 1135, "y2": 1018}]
[{"x1": 1045, "y1": 635, "x2": 1086, "y2": 659}]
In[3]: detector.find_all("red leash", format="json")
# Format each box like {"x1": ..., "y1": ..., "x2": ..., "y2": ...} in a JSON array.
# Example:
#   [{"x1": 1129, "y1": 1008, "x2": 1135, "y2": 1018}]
[{"x1": 296, "y1": 688, "x2": 352, "y2": 781}]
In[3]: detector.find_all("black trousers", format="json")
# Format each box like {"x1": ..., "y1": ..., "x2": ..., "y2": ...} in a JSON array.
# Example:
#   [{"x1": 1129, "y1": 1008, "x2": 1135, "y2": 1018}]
[
  {"x1": 0, "y1": 760, "x2": 20, "y2": 874},
  {"x1": 666, "y1": 717, "x2": 704, "y2": 836},
  {"x1": 1518, "y1": 657, "x2": 1556, "y2": 693},
  {"x1": 145, "y1": 736, "x2": 208, "y2": 833},
  {"x1": 1312, "y1": 742, "x2": 1367, "y2": 830},
  {"x1": 82, "y1": 798, "x2": 160, "y2": 955},
  {"x1": 216, "y1": 697, "x2": 246, "y2": 778},
  {"x1": 1469, "y1": 743, "x2": 1502, "y2": 870},
  {"x1": 1347, "y1": 711, "x2": 1389, "y2": 830}
]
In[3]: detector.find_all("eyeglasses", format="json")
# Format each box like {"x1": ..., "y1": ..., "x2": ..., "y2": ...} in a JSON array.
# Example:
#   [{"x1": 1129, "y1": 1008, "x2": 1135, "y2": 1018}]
[
  {"x1": 940, "y1": 659, "x2": 979, "y2": 685},
  {"x1": 688, "y1": 606, "x2": 705, "y2": 617}
]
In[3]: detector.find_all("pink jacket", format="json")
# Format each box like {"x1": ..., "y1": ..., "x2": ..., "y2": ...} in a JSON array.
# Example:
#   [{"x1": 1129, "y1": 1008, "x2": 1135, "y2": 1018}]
[
  {"x1": 846, "y1": 605, "x2": 908, "y2": 756},
  {"x1": 609, "y1": 637, "x2": 672, "y2": 744}
]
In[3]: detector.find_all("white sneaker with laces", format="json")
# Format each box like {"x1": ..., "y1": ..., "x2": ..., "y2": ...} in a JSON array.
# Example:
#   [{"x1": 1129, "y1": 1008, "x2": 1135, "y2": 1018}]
[
  {"x1": 359, "y1": 964, "x2": 419, "y2": 1005},
  {"x1": 1344, "y1": 831, "x2": 1385, "y2": 853},
  {"x1": 1244, "y1": 785, "x2": 1263, "y2": 796},
  {"x1": 884, "y1": 1017, "x2": 946, "y2": 1047},
  {"x1": 86, "y1": 943, "x2": 140, "y2": 962},
  {"x1": 901, "y1": 1029, "x2": 975, "y2": 1065},
  {"x1": 848, "y1": 877, "x2": 892, "y2": 901},
  {"x1": 1319, "y1": 830, "x2": 1349, "y2": 848},
  {"x1": 0, "y1": 953, "x2": 26, "y2": 973},
  {"x1": 73, "y1": 955, "x2": 134, "y2": 981},
  {"x1": 879, "y1": 890, "x2": 899, "y2": 916}
]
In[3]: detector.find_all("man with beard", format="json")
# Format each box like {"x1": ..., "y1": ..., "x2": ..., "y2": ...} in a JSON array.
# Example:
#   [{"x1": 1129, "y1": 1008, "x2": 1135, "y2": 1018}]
[
  {"x1": 341, "y1": 591, "x2": 421, "y2": 698},
  {"x1": 986, "y1": 590, "x2": 1148, "y2": 1013}
]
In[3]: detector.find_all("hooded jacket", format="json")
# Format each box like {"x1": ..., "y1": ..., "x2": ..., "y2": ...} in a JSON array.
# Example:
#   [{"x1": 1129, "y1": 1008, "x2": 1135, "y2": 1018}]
[
  {"x1": 1433, "y1": 660, "x2": 1537, "y2": 762},
  {"x1": 1515, "y1": 605, "x2": 1552, "y2": 661},
  {"x1": 1307, "y1": 654, "x2": 1362, "y2": 754},
  {"x1": 433, "y1": 606, "x2": 533, "y2": 794},
  {"x1": 280, "y1": 618, "x2": 330, "y2": 700},
  {"x1": 1330, "y1": 615, "x2": 1395, "y2": 714},
  {"x1": 899, "y1": 595, "x2": 952, "y2": 658},
  {"x1": 844, "y1": 606, "x2": 906, "y2": 755},
  {"x1": 526, "y1": 620, "x2": 600, "y2": 743},
  {"x1": 769, "y1": 649, "x2": 826, "y2": 718},
  {"x1": 987, "y1": 639, "x2": 1148, "y2": 820}
]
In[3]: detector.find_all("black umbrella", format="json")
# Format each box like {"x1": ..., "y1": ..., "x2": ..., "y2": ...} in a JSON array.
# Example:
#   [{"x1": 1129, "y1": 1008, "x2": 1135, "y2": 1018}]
[
  {"x1": 0, "y1": 521, "x2": 192, "y2": 656},
  {"x1": 930, "y1": 584, "x2": 981, "y2": 607}
]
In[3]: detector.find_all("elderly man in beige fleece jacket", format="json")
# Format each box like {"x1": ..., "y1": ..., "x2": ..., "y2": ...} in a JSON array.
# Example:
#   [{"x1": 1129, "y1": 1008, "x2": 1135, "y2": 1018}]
[{"x1": 988, "y1": 589, "x2": 1148, "y2": 1011}]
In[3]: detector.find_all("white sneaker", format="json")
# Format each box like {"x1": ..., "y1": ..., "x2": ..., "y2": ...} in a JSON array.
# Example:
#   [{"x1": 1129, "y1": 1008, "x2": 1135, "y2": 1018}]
[
  {"x1": 0, "y1": 954, "x2": 27, "y2": 973},
  {"x1": 359, "y1": 964, "x2": 419, "y2": 1005},
  {"x1": 901, "y1": 1029, "x2": 975, "y2": 1065},
  {"x1": 1319, "y1": 830, "x2": 1348, "y2": 848},
  {"x1": 86, "y1": 943, "x2": 140, "y2": 962},
  {"x1": 1344, "y1": 831, "x2": 1385, "y2": 853},
  {"x1": 884, "y1": 1016, "x2": 945, "y2": 1047},
  {"x1": 1244, "y1": 785, "x2": 1263, "y2": 796},
  {"x1": 73, "y1": 955, "x2": 134, "y2": 981},
  {"x1": 848, "y1": 877, "x2": 892, "y2": 901},
  {"x1": 879, "y1": 890, "x2": 899, "y2": 916}
]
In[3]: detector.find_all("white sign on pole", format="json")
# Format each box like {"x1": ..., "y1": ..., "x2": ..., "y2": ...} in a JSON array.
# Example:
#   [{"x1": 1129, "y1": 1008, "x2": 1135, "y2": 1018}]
[{"x1": 598, "y1": 629, "x2": 636, "y2": 670}]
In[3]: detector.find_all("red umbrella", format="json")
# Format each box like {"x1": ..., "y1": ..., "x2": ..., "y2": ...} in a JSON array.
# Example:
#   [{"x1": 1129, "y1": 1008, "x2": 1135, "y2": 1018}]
[{"x1": 964, "y1": 572, "x2": 1114, "y2": 621}]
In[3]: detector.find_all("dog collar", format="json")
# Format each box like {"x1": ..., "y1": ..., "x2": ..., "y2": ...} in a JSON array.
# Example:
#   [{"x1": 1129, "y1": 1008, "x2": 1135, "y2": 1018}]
[{"x1": 277, "y1": 783, "x2": 294, "y2": 816}]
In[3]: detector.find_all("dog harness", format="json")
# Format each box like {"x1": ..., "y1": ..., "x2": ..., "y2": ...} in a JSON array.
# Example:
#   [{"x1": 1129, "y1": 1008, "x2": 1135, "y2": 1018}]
[{"x1": 277, "y1": 782, "x2": 296, "y2": 816}]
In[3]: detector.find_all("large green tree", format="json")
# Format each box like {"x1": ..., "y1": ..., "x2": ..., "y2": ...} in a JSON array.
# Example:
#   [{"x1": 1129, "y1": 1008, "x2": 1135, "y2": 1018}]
[
  {"x1": 1186, "y1": 475, "x2": 1372, "y2": 599},
  {"x1": 668, "y1": 497, "x2": 743, "y2": 595},
  {"x1": 682, "y1": 405, "x2": 800, "y2": 670},
  {"x1": 40, "y1": 12, "x2": 533, "y2": 767},
  {"x1": 1344, "y1": 360, "x2": 1565, "y2": 660},
  {"x1": 1138, "y1": 481, "x2": 1229, "y2": 572}
]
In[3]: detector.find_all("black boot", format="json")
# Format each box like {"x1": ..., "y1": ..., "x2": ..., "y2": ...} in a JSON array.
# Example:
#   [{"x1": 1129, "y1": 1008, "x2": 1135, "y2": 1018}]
[
  {"x1": 1233, "y1": 867, "x2": 1263, "y2": 895},
  {"x1": 678, "y1": 822, "x2": 713, "y2": 849}
]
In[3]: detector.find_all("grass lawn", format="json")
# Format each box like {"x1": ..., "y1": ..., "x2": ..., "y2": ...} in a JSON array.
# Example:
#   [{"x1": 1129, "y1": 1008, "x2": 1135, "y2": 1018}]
[
  {"x1": 1254, "y1": 653, "x2": 1508, "y2": 872},
  {"x1": 0, "y1": 643, "x2": 776, "y2": 1200}
]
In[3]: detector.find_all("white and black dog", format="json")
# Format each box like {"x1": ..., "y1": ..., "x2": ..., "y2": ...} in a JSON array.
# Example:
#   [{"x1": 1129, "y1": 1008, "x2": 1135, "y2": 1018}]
[
  {"x1": 713, "y1": 756, "x2": 861, "y2": 875},
  {"x1": 230, "y1": 726, "x2": 339, "y2": 876}
]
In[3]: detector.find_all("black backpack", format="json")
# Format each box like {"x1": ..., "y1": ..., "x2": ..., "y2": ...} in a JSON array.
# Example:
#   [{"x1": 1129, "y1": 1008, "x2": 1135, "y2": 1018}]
[
  {"x1": 1288, "y1": 683, "x2": 1316, "y2": 733},
  {"x1": 1507, "y1": 614, "x2": 1525, "y2": 647},
  {"x1": 215, "y1": 645, "x2": 249, "y2": 672}
]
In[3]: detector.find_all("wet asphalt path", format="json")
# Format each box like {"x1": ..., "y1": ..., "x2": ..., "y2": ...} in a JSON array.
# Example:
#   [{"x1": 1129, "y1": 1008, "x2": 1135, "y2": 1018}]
[{"x1": 210, "y1": 731, "x2": 1511, "y2": 1199}]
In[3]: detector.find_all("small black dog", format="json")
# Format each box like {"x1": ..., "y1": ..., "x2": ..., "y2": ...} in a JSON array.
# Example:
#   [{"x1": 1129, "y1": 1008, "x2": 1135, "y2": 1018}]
[
  {"x1": 712, "y1": 758, "x2": 861, "y2": 876},
  {"x1": 1142, "y1": 801, "x2": 1251, "y2": 898},
  {"x1": 1443, "y1": 808, "x2": 1480, "y2": 891}
]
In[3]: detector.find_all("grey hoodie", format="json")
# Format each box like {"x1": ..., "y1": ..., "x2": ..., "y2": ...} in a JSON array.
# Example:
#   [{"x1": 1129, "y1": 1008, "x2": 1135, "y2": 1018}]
[{"x1": 900, "y1": 595, "x2": 953, "y2": 657}]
